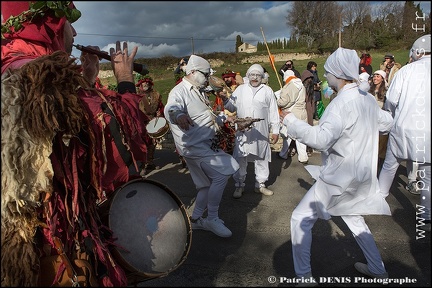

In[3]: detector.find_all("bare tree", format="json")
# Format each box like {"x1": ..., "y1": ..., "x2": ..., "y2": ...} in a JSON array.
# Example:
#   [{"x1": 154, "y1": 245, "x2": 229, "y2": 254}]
[{"x1": 286, "y1": 1, "x2": 342, "y2": 50}]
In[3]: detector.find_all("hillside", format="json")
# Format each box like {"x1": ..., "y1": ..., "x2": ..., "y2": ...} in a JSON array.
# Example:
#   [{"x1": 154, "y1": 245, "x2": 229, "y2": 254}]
[{"x1": 98, "y1": 52, "x2": 319, "y2": 79}]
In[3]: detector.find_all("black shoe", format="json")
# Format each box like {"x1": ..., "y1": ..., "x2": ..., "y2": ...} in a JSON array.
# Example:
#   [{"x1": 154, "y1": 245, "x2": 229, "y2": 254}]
[{"x1": 145, "y1": 163, "x2": 158, "y2": 172}]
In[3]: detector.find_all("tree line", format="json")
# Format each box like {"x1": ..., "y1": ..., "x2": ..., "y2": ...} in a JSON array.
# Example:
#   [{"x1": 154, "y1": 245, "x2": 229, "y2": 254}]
[{"x1": 237, "y1": 1, "x2": 430, "y2": 53}]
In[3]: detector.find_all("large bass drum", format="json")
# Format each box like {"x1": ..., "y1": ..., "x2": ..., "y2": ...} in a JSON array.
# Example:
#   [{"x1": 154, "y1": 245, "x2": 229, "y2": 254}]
[{"x1": 102, "y1": 178, "x2": 192, "y2": 285}]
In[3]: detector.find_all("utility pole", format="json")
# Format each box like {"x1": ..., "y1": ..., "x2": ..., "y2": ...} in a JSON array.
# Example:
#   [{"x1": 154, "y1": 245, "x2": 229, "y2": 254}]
[
  {"x1": 338, "y1": 13, "x2": 342, "y2": 47},
  {"x1": 191, "y1": 37, "x2": 194, "y2": 54}
]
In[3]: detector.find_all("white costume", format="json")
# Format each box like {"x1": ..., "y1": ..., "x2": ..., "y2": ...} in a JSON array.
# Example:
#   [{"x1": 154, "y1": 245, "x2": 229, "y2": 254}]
[
  {"x1": 277, "y1": 70, "x2": 308, "y2": 162},
  {"x1": 379, "y1": 34, "x2": 431, "y2": 225},
  {"x1": 224, "y1": 64, "x2": 280, "y2": 190},
  {"x1": 164, "y1": 55, "x2": 239, "y2": 237},
  {"x1": 282, "y1": 48, "x2": 393, "y2": 279}
]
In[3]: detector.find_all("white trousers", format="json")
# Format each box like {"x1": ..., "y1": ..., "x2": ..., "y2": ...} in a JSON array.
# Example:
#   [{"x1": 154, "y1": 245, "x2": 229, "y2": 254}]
[
  {"x1": 291, "y1": 184, "x2": 387, "y2": 277},
  {"x1": 233, "y1": 156, "x2": 269, "y2": 188},
  {"x1": 191, "y1": 162, "x2": 230, "y2": 220},
  {"x1": 379, "y1": 148, "x2": 431, "y2": 220},
  {"x1": 279, "y1": 136, "x2": 308, "y2": 162}
]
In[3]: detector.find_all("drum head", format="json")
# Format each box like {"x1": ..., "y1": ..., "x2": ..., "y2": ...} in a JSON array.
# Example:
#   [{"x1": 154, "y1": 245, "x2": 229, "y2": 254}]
[{"x1": 108, "y1": 179, "x2": 191, "y2": 278}]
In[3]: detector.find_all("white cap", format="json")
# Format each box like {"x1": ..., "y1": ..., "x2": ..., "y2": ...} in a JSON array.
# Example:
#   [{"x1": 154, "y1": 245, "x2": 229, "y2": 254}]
[
  {"x1": 283, "y1": 70, "x2": 295, "y2": 81},
  {"x1": 185, "y1": 55, "x2": 211, "y2": 75},
  {"x1": 324, "y1": 47, "x2": 359, "y2": 81},
  {"x1": 246, "y1": 64, "x2": 264, "y2": 77},
  {"x1": 373, "y1": 70, "x2": 386, "y2": 80}
]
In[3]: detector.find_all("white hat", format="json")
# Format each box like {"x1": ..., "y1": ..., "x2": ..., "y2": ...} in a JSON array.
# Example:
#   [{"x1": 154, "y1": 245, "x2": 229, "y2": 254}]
[
  {"x1": 373, "y1": 70, "x2": 386, "y2": 80},
  {"x1": 283, "y1": 69, "x2": 295, "y2": 81},
  {"x1": 246, "y1": 64, "x2": 264, "y2": 77},
  {"x1": 324, "y1": 47, "x2": 359, "y2": 81},
  {"x1": 185, "y1": 55, "x2": 211, "y2": 75},
  {"x1": 373, "y1": 70, "x2": 388, "y2": 88},
  {"x1": 409, "y1": 34, "x2": 431, "y2": 61},
  {"x1": 358, "y1": 72, "x2": 371, "y2": 92}
]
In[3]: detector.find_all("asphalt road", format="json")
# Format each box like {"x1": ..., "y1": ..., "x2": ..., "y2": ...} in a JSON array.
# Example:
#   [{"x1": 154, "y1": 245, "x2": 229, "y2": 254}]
[{"x1": 116, "y1": 144, "x2": 430, "y2": 287}]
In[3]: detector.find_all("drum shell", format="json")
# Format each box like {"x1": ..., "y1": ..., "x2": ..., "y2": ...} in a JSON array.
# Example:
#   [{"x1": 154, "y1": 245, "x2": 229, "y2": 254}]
[
  {"x1": 146, "y1": 117, "x2": 169, "y2": 139},
  {"x1": 100, "y1": 178, "x2": 192, "y2": 285}
]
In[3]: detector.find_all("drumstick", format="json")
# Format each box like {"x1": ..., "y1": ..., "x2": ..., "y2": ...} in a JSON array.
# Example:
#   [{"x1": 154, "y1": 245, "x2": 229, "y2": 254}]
[{"x1": 154, "y1": 117, "x2": 159, "y2": 127}]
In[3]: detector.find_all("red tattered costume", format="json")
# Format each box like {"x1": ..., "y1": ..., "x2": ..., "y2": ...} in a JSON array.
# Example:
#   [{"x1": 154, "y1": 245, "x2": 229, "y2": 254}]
[{"x1": 1, "y1": 2, "x2": 149, "y2": 286}]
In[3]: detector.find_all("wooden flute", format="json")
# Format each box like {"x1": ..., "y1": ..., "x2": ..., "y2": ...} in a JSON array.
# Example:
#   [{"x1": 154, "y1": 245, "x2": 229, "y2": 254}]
[{"x1": 74, "y1": 44, "x2": 149, "y2": 75}]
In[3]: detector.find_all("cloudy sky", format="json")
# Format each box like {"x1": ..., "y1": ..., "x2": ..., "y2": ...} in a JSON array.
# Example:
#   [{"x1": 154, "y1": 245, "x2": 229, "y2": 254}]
[
  {"x1": 5, "y1": 1, "x2": 429, "y2": 60},
  {"x1": 70, "y1": 1, "x2": 430, "y2": 60}
]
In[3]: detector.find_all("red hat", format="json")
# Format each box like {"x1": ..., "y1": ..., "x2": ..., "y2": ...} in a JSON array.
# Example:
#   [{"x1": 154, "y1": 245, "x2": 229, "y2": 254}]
[
  {"x1": 136, "y1": 77, "x2": 154, "y2": 87},
  {"x1": 1, "y1": 1, "x2": 78, "y2": 49},
  {"x1": 221, "y1": 70, "x2": 236, "y2": 78}
]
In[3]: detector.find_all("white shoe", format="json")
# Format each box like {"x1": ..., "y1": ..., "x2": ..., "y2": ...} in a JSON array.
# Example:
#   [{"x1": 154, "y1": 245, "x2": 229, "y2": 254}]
[
  {"x1": 233, "y1": 187, "x2": 244, "y2": 199},
  {"x1": 354, "y1": 262, "x2": 388, "y2": 282},
  {"x1": 254, "y1": 186, "x2": 274, "y2": 196},
  {"x1": 205, "y1": 218, "x2": 232, "y2": 237},
  {"x1": 191, "y1": 217, "x2": 207, "y2": 230}
]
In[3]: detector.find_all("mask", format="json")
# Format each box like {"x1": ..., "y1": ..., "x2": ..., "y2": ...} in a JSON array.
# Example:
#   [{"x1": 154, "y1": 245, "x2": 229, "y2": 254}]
[
  {"x1": 190, "y1": 71, "x2": 208, "y2": 88},
  {"x1": 248, "y1": 72, "x2": 262, "y2": 87},
  {"x1": 325, "y1": 73, "x2": 343, "y2": 92}
]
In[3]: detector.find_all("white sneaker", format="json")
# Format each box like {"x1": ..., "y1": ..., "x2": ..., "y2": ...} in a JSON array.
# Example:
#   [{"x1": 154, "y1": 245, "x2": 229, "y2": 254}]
[
  {"x1": 354, "y1": 262, "x2": 389, "y2": 282},
  {"x1": 205, "y1": 218, "x2": 232, "y2": 237},
  {"x1": 191, "y1": 217, "x2": 207, "y2": 230},
  {"x1": 254, "y1": 186, "x2": 274, "y2": 196},
  {"x1": 233, "y1": 187, "x2": 244, "y2": 199}
]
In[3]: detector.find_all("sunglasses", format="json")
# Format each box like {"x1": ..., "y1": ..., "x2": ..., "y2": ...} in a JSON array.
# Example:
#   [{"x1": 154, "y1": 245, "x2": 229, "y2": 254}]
[{"x1": 196, "y1": 70, "x2": 210, "y2": 78}]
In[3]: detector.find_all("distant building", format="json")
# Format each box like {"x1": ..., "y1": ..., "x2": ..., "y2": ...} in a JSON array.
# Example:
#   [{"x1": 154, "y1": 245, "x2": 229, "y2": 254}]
[{"x1": 238, "y1": 42, "x2": 257, "y2": 53}]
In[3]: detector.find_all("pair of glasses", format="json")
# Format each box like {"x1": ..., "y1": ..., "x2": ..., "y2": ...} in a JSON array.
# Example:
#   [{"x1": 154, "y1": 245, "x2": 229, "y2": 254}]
[
  {"x1": 196, "y1": 70, "x2": 210, "y2": 78},
  {"x1": 249, "y1": 73, "x2": 262, "y2": 78}
]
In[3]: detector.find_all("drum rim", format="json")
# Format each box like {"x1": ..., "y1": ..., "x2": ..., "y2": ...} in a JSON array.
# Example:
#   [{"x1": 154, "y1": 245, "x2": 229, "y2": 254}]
[
  {"x1": 107, "y1": 178, "x2": 192, "y2": 281},
  {"x1": 146, "y1": 117, "x2": 169, "y2": 139}
]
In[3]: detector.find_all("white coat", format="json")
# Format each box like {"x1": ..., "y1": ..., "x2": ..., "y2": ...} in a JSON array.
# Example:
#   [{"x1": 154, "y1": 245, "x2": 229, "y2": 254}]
[
  {"x1": 164, "y1": 79, "x2": 239, "y2": 188},
  {"x1": 224, "y1": 83, "x2": 280, "y2": 160},
  {"x1": 384, "y1": 55, "x2": 431, "y2": 164},
  {"x1": 283, "y1": 83, "x2": 393, "y2": 218}
]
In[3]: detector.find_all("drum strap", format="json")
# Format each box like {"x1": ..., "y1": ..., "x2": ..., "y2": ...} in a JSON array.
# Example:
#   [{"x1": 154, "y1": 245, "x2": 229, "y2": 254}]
[{"x1": 100, "y1": 101, "x2": 133, "y2": 167}]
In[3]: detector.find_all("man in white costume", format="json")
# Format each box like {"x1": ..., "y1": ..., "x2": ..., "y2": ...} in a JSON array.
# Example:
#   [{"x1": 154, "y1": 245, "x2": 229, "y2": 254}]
[
  {"x1": 164, "y1": 55, "x2": 239, "y2": 238},
  {"x1": 223, "y1": 64, "x2": 280, "y2": 199},
  {"x1": 378, "y1": 34, "x2": 431, "y2": 232},
  {"x1": 280, "y1": 48, "x2": 393, "y2": 286}
]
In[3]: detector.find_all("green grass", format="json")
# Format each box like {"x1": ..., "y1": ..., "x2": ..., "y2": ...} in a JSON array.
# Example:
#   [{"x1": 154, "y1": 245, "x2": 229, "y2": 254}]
[{"x1": 101, "y1": 49, "x2": 410, "y2": 108}]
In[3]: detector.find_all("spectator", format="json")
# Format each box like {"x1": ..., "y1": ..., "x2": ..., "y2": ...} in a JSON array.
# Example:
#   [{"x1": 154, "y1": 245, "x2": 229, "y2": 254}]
[
  {"x1": 301, "y1": 69, "x2": 316, "y2": 156},
  {"x1": 307, "y1": 61, "x2": 322, "y2": 120},
  {"x1": 280, "y1": 47, "x2": 393, "y2": 285},
  {"x1": 369, "y1": 70, "x2": 389, "y2": 168},
  {"x1": 223, "y1": 64, "x2": 280, "y2": 199},
  {"x1": 164, "y1": 55, "x2": 240, "y2": 237},
  {"x1": 262, "y1": 67, "x2": 270, "y2": 85},
  {"x1": 279, "y1": 59, "x2": 301, "y2": 78},
  {"x1": 174, "y1": 57, "x2": 189, "y2": 85},
  {"x1": 378, "y1": 34, "x2": 431, "y2": 231},
  {"x1": 379, "y1": 53, "x2": 402, "y2": 85},
  {"x1": 359, "y1": 53, "x2": 373, "y2": 75}
]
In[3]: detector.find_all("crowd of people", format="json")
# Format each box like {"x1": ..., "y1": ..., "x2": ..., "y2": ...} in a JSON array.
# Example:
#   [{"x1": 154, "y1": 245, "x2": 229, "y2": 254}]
[{"x1": 1, "y1": 1, "x2": 430, "y2": 286}]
